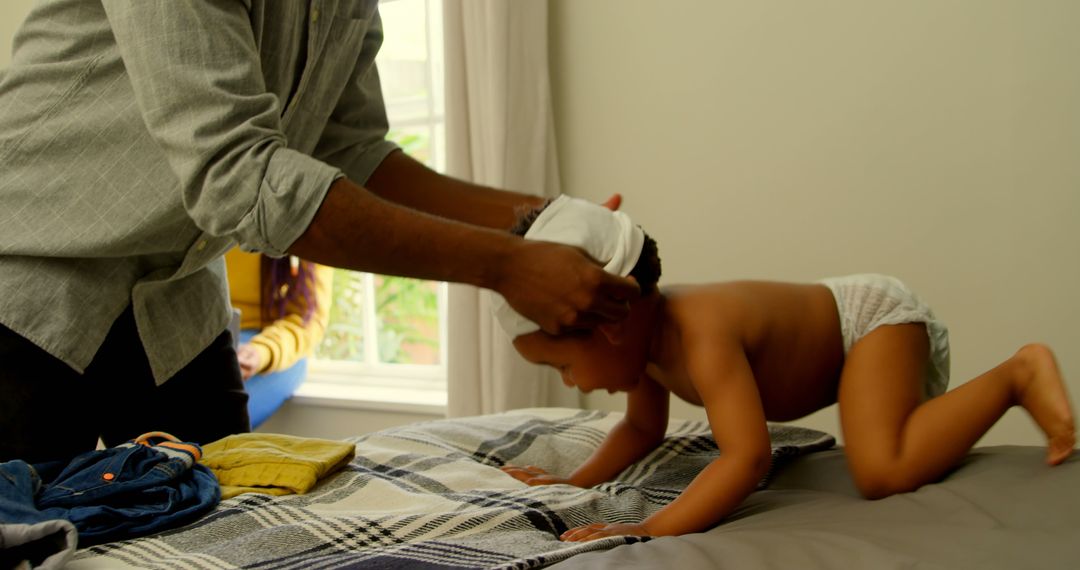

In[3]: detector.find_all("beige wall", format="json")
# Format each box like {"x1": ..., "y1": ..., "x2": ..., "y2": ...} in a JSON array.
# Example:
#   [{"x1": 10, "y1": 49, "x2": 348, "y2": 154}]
[{"x1": 551, "y1": 0, "x2": 1080, "y2": 446}]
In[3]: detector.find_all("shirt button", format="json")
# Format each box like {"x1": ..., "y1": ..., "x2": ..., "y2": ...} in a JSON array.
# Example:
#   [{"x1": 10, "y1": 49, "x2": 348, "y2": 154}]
[
  {"x1": 196, "y1": 240, "x2": 207, "y2": 252},
  {"x1": 311, "y1": 7, "x2": 320, "y2": 24}
]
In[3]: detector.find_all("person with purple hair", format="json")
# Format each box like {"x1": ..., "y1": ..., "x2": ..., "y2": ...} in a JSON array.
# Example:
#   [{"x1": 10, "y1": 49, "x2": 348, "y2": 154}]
[{"x1": 225, "y1": 249, "x2": 333, "y2": 429}]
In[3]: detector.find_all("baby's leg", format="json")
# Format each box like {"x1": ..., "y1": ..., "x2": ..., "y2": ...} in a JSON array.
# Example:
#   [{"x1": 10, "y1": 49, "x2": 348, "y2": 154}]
[
  {"x1": 1013, "y1": 344, "x2": 1076, "y2": 463},
  {"x1": 838, "y1": 323, "x2": 1075, "y2": 499}
]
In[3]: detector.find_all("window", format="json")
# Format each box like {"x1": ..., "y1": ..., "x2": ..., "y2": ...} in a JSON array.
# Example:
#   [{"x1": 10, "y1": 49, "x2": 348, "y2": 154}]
[{"x1": 307, "y1": 0, "x2": 447, "y2": 410}]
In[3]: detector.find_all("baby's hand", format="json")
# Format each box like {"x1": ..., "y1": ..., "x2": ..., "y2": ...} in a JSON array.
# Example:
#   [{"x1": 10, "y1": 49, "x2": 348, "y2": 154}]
[
  {"x1": 500, "y1": 465, "x2": 572, "y2": 486},
  {"x1": 561, "y1": 522, "x2": 651, "y2": 542}
]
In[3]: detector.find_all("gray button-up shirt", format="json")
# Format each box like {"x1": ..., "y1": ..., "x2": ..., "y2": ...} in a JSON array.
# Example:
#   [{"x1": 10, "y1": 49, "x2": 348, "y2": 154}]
[{"x1": 0, "y1": 0, "x2": 397, "y2": 383}]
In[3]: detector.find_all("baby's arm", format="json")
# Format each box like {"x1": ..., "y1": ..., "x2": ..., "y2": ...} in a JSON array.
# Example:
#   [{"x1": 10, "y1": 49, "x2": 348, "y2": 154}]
[
  {"x1": 566, "y1": 375, "x2": 670, "y2": 486},
  {"x1": 502, "y1": 375, "x2": 669, "y2": 487},
  {"x1": 564, "y1": 337, "x2": 771, "y2": 541}
]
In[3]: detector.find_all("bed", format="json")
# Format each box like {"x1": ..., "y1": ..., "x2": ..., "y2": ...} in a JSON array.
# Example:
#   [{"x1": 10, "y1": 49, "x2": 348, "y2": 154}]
[{"x1": 66, "y1": 407, "x2": 1080, "y2": 569}]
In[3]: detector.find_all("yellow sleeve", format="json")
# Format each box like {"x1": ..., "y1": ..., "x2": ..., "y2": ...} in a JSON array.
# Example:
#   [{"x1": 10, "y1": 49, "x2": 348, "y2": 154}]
[
  {"x1": 248, "y1": 264, "x2": 335, "y2": 373},
  {"x1": 224, "y1": 248, "x2": 265, "y2": 331}
]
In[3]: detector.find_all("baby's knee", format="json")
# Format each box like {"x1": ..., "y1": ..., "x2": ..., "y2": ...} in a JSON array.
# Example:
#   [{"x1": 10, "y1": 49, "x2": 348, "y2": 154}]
[
  {"x1": 850, "y1": 464, "x2": 922, "y2": 500},
  {"x1": 1014, "y1": 343, "x2": 1056, "y2": 370}
]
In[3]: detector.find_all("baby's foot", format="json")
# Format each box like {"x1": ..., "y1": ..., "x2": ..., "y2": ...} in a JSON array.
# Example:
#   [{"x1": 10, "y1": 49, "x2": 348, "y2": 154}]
[{"x1": 1013, "y1": 344, "x2": 1075, "y2": 465}]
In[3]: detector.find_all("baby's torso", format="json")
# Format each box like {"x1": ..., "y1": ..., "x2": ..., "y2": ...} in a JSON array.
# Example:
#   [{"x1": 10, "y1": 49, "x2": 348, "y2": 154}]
[{"x1": 650, "y1": 281, "x2": 845, "y2": 421}]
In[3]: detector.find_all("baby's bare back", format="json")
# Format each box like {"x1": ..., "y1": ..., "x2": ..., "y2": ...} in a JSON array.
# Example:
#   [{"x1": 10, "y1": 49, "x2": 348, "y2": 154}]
[{"x1": 662, "y1": 281, "x2": 846, "y2": 421}]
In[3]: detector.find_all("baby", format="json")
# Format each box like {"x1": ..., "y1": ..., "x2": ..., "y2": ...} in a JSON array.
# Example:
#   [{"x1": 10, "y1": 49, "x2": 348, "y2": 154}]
[{"x1": 496, "y1": 196, "x2": 1075, "y2": 541}]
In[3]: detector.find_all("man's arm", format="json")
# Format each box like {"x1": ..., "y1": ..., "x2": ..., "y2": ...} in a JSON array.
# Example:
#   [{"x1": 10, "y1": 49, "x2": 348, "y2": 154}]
[
  {"x1": 288, "y1": 177, "x2": 639, "y2": 334},
  {"x1": 311, "y1": 8, "x2": 539, "y2": 232},
  {"x1": 365, "y1": 150, "x2": 547, "y2": 230},
  {"x1": 365, "y1": 150, "x2": 624, "y2": 228}
]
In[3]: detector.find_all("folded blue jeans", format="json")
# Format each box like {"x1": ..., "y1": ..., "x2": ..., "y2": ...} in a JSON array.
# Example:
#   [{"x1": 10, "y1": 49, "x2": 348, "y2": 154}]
[{"x1": 0, "y1": 432, "x2": 220, "y2": 548}]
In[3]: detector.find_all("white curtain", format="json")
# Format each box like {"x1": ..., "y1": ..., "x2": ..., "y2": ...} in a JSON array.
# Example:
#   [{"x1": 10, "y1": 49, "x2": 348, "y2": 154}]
[{"x1": 443, "y1": 0, "x2": 579, "y2": 417}]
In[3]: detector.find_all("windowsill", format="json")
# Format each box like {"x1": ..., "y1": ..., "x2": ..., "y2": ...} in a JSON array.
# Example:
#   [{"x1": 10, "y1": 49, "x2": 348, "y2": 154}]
[{"x1": 292, "y1": 379, "x2": 447, "y2": 416}]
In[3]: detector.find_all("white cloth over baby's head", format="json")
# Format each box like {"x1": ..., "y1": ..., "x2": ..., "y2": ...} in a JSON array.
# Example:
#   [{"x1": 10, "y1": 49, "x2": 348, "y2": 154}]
[{"x1": 490, "y1": 195, "x2": 645, "y2": 338}]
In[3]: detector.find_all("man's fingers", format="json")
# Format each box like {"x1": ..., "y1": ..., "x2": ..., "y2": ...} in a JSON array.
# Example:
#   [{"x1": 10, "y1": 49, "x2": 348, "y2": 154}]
[
  {"x1": 506, "y1": 242, "x2": 641, "y2": 334},
  {"x1": 600, "y1": 194, "x2": 622, "y2": 211},
  {"x1": 583, "y1": 272, "x2": 640, "y2": 323},
  {"x1": 598, "y1": 272, "x2": 641, "y2": 303},
  {"x1": 587, "y1": 297, "x2": 632, "y2": 324},
  {"x1": 564, "y1": 273, "x2": 640, "y2": 328},
  {"x1": 545, "y1": 297, "x2": 629, "y2": 334}
]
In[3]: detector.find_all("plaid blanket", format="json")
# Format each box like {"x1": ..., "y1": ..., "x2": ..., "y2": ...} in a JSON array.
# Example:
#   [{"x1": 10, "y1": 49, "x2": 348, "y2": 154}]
[{"x1": 69, "y1": 408, "x2": 834, "y2": 570}]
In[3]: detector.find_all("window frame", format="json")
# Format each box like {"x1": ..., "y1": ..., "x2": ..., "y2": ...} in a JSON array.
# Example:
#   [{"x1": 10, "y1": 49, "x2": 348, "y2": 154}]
[{"x1": 301, "y1": 0, "x2": 448, "y2": 410}]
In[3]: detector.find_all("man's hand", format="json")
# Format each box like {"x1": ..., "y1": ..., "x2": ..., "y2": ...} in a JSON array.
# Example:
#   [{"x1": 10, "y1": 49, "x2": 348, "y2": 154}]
[
  {"x1": 496, "y1": 240, "x2": 640, "y2": 335},
  {"x1": 601, "y1": 193, "x2": 621, "y2": 211},
  {"x1": 560, "y1": 522, "x2": 651, "y2": 542},
  {"x1": 500, "y1": 465, "x2": 573, "y2": 486}
]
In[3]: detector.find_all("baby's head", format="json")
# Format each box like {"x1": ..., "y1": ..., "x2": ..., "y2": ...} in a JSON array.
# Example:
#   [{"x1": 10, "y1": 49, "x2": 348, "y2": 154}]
[
  {"x1": 499, "y1": 196, "x2": 662, "y2": 394},
  {"x1": 507, "y1": 202, "x2": 661, "y2": 297}
]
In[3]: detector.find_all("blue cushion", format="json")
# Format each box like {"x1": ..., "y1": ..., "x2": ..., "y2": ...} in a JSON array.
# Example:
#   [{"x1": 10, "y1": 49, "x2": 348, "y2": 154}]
[{"x1": 238, "y1": 330, "x2": 308, "y2": 429}]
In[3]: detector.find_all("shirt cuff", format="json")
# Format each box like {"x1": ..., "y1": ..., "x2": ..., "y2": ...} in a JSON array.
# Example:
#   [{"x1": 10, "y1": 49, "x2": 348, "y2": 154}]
[
  {"x1": 340, "y1": 139, "x2": 400, "y2": 187},
  {"x1": 234, "y1": 147, "x2": 343, "y2": 258}
]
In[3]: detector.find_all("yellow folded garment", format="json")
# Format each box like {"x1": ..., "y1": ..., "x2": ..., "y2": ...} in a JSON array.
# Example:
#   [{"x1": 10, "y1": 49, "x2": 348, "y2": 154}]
[{"x1": 200, "y1": 433, "x2": 356, "y2": 499}]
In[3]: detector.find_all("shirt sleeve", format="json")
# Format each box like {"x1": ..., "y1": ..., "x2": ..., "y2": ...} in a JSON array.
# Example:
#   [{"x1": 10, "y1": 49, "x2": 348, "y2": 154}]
[
  {"x1": 101, "y1": 1, "x2": 340, "y2": 257},
  {"x1": 311, "y1": 6, "x2": 400, "y2": 186},
  {"x1": 249, "y1": 264, "x2": 335, "y2": 373}
]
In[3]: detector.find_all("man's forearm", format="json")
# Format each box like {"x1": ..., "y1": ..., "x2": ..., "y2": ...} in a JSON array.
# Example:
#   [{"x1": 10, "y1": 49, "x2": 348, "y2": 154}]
[
  {"x1": 364, "y1": 149, "x2": 546, "y2": 230},
  {"x1": 288, "y1": 176, "x2": 514, "y2": 288},
  {"x1": 287, "y1": 172, "x2": 641, "y2": 336}
]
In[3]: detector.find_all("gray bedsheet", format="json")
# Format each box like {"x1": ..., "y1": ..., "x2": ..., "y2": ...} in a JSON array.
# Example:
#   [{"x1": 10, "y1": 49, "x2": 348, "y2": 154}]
[{"x1": 552, "y1": 445, "x2": 1080, "y2": 570}]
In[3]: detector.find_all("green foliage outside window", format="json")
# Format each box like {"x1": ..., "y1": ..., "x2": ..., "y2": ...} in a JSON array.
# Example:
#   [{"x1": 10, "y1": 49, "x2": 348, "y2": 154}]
[
  {"x1": 375, "y1": 276, "x2": 439, "y2": 364},
  {"x1": 316, "y1": 269, "x2": 367, "y2": 362}
]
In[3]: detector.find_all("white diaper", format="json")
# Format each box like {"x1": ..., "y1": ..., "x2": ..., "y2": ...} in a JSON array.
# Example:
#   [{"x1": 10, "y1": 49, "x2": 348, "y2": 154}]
[{"x1": 819, "y1": 274, "x2": 950, "y2": 399}]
